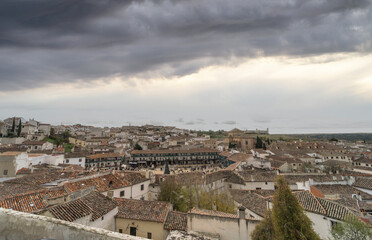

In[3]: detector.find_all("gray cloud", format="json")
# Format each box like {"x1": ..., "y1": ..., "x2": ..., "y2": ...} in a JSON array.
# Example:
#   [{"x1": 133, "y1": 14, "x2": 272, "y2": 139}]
[
  {"x1": 222, "y1": 121, "x2": 237, "y2": 125},
  {"x1": 0, "y1": 0, "x2": 372, "y2": 91}
]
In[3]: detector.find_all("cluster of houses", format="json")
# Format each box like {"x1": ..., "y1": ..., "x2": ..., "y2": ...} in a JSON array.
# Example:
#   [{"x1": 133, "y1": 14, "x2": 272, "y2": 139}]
[{"x1": 1, "y1": 117, "x2": 372, "y2": 239}]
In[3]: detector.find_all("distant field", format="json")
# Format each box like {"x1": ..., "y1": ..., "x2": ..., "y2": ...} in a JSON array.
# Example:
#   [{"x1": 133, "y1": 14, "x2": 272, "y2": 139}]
[{"x1": 271, "y1": 133, "x2": 372, "y2": 143}]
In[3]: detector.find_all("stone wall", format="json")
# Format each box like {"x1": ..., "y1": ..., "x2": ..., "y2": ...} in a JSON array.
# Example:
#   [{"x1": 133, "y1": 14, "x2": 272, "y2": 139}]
[{"x1": 0, "y1": 208, "x2": 145, "y2": 240}]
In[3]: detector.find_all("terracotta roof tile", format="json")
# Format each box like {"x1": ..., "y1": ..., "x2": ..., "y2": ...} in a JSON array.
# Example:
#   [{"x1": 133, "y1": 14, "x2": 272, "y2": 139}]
[
  {"x1": 164, "y1": 211, "x2": 188, "y2": 231},
  {"x1": 114, "y1": 198, "x2": 170, "y2": 223}
]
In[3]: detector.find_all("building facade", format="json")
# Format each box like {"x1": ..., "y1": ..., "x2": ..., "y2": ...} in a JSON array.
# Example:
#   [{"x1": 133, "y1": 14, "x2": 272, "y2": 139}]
[{"x1": 129, "y1": 148, "x2": 222, "y2": 168}]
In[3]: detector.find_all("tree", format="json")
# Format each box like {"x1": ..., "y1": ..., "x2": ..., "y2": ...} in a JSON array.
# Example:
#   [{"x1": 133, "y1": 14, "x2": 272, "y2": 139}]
[
  {"x1": 158, "y1": 178, "x2": 183, "y2": 210},
  {"x1": 252, "y1": 177, "x2": 320, "y2": 240},
  {"x1": 272, "y1": 177, "x2": 320, "y2": 240},
  {"x1": 198, "y1": 190, "x2": 236, "y2": 214},
  {"x1": 17, "y1": 119, "x2": 22, "y2": 137},
  {"x1": 134, "y1": 143, "x2": 143, "y2": 150},
  {"x1": 11, "y1": 117, "x2": 15, "y2": 135},
  {"x1": 50, "y1": 128, "x2": 55, "y2": 136},
  {"x1": 330, "y1": 216, "x2": 372, "y2": 240},
  {"x1": 251, "y1": 210, "x2": 275, "y2": 240},
  {"x1": 255, "y1": 136, "x2": 263, "y2": 148}
]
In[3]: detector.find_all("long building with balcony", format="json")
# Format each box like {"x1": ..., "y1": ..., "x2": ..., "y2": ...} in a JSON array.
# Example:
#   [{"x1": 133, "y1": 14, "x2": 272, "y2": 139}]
[
  {"x1": 85, "y1": 153, "x2": 123, "y2": 170},
  {"x1": 129, "y1": 148, "x2": 222, "y2": 167}
]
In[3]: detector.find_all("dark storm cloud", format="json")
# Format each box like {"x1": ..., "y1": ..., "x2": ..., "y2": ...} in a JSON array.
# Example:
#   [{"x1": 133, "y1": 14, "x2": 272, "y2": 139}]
[{"x1": 1, "y1": 0, "x2": 371, "y2": 91}]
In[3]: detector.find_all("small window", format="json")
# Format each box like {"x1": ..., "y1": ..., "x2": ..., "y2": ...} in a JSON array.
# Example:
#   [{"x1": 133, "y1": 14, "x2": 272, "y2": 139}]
[
  {"x1": 120, "y1": 190, "x2": 125, "y2": 197},
  {"x1": 66, "y1": 159, "x2": 69, "y2": 163},
  {"x1": 265, "y1": 182, "x2": 268, "y2": 185},
  {"x1": 119, "y1": 229, "x2": 123, "y2": 233},
  {"x1": 256, "y1": 187, "x2": 262, "y2": 190},
  {"x1": 141, "y1": 184, "x2": 144, "y2": 191},
  {"x1": 101, "y1": 216, "x2": 104, "y2": 220},
  {"x1": 147, "y1": 232, "x2": 152, "y2": 239},
  {"x1": 3, "y1": 170, "x2": 8, "y2": 175},
  {"x1": 229, "y1": 184, "x2": 232, "y2": 189},
  {"x1": 79, "y1": 159, "x2": 82, "y2": 162}
]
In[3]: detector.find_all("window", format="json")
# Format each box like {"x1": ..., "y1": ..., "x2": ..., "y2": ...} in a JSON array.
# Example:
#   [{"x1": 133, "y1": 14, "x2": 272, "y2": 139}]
[
  {"x1": 141, "y1": 184, "x2": 144, "y2": 191},
  {"x1": 101, "y1": 216, "x2": 104, "y2": 220},
  {"x1": 119, "y1": 229, "x2": 123, "y2": 233},
  {"x1": 3, "y1": 170, "x2": 8, "y2": 175},
  {"x1": 147, "y1": 232, "x2": 152, "y2": 239},
  {"x1": 256, "y1": 187, "x2": 262, "y2": 190},
  {"x1": 229, "y1": 184, "x2": 232, "y2": 189},
  {"x1": 66, "y1": 159, "x2": 69, "y2": 163},
  {"x1": 265, "y1": 182, "x2": 268, "y2": 185},
  {"x1": 79, "y1": 159, "x2": 82, "y2": 162},
  {"x1": 120, "y1": 190, "x2": 125, "y2": 197}
]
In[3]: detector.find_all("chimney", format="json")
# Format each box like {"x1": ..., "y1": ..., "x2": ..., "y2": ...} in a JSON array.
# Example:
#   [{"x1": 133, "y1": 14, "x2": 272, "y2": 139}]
[{"x1": 238, "y1": 206, "x2": 246, "y2": 219}]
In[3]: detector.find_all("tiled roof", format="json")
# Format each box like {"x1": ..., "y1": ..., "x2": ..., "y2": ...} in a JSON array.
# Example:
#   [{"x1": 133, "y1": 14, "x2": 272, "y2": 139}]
[
  {"x1": 114, "y1": 198, "x2": 170, "y2": 223},
  {"x1": 225, "y1": 172, "x2": 245, "y2": 185},
  {"x1": 353, "y1": 177, "x2": 372, "y2": 190},
  {"x1": 229, "y1": 190, "x2": 268, "y2": 217},
  {"x1": 227, "y1": 153, "x2": 250, "y2": 162},
  {"x1": 294, "y1": 191, "x2": 354, "y2": 221},
  {"x1": 283, "y1": 174, "x2": 343, "y2": 184},
  {"x1": 63, "y1": 173, "x2": 133, "y2": 193},
  {"x1": 48, "y1": 198, "x2": 92, "y2": 222},
  {"x1": 317, "y1": 197, "x2": 353, "y2": 220},
  {"x1": 48, "y1": 191, "x2": 117, "y2": 222},
  {"x1": 0, "y1": 187, "x2": 68, "y2": 213},
  {"x1": 205, "y1": 170, "x2": 232, "y2": 185},
  {"x1": 164, "y1": 211, "x2": 188, "y2": 231},
  {"x1": 311, "y1": 184, "x2": 372, "y2": 200},
  {"x1": 294, "y1": 191, "x2": 326, "y2": 215},
  {"x1": 238, "y1": 170, "x2": 277, "y2": 182},
  {"x1": 189, "y1": 208, "x2": 239, "y2": 219}
]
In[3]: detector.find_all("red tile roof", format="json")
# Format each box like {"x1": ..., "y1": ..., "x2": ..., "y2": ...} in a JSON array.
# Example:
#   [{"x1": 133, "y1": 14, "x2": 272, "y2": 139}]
[{"x1": 114, "y1": 198, "x2": 170, "y2": 223}]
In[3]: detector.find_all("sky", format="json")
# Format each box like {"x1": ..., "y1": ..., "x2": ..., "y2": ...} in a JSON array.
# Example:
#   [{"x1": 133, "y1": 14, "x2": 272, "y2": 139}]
[{"x1": 0, "y1": 0, "x2": 372, "y2": 134}]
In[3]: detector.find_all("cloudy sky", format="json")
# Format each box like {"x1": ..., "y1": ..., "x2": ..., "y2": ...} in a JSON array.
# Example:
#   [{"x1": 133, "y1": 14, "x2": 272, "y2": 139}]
[{"x1": 0, "y1": 0, "x2": 372, "y2": 133}]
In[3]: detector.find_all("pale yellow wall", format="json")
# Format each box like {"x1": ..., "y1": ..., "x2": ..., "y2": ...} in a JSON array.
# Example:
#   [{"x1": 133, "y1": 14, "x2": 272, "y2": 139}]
[
  {"x1": 0, "y1": 156, "x2": 16, "y2": 177},
  {"x1": 115, "y1": 217, "x2": 164, "y2": 240}
]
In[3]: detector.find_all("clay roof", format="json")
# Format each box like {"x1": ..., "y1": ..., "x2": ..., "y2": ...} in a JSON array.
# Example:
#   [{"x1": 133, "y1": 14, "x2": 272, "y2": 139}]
[
  {"x1": 0, "y1": 188, "x2": 67, "y2": 213},
  {"x1": 238, "y1": 170, "x2": 277, "y2": 182},
  {"x1": 114, "y1": 198, "x2": 170, "y2": 223},
  {"x1": 164, "y1": 211, "x2": 188, "y2": 231},
  {"x1": 189, "y1": 208, "x2": 239, "y2": 219},
  {"x1": 353, "y1": 177, "x2": 372, "y2": 190},
  {"x1": 48, "y1": 191, "x2": 117, "y2": 222},
  {"x1": 229, "y1": 190, "x2": 268, "y2": 217},
  {"x1": 294, "y1": 191, "x2": 354, "y2": 221},
  {"x1": 205, "y1": 170, "x2": 232, "y2": 185},
  {"x1": 227, "y1": 153, "x2": 250, "y2": 162}
]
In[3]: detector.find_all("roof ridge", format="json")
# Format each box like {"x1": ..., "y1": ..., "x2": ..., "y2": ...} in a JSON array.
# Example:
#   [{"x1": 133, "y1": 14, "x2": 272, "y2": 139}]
[{"x1": 309, "y1": 191, "x2": 327, "y2": 215}]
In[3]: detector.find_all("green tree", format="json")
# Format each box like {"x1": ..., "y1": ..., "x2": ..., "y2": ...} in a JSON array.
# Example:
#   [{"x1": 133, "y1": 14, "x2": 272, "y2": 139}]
[
  {"x1": 198, "y1": 190, "x2": 236, "y2": 214},
  {"x1": 134, "y1": 143, "x2": 143, "y2": 150},
  {"x1": 330, "y1": 216, "x2": 372, "y2": 240},
  {"x1": 158, "y1": 178, "x2": 183, "y2": 210},
  {"x1": 11, "y1": 117, "x2": 15, "y2": 135},
  {"x1": 17, "y1": 119, "x2": 22, "y2": 137},
  {"x1": 252, "y1": 177, "x2": 320, "y2": 240},
  {"x1": 272, "y1": 177, "x2": 320, "y2": 240},
  {"x1": 50, "y1": 128, "x2": 55, "y2": 136},
  {"x1": 251, "y1": 210, "x2": 275, "y2": 240},
  {"x1": 255, "y1": 136, "x2": 263, "y2": 148}
]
